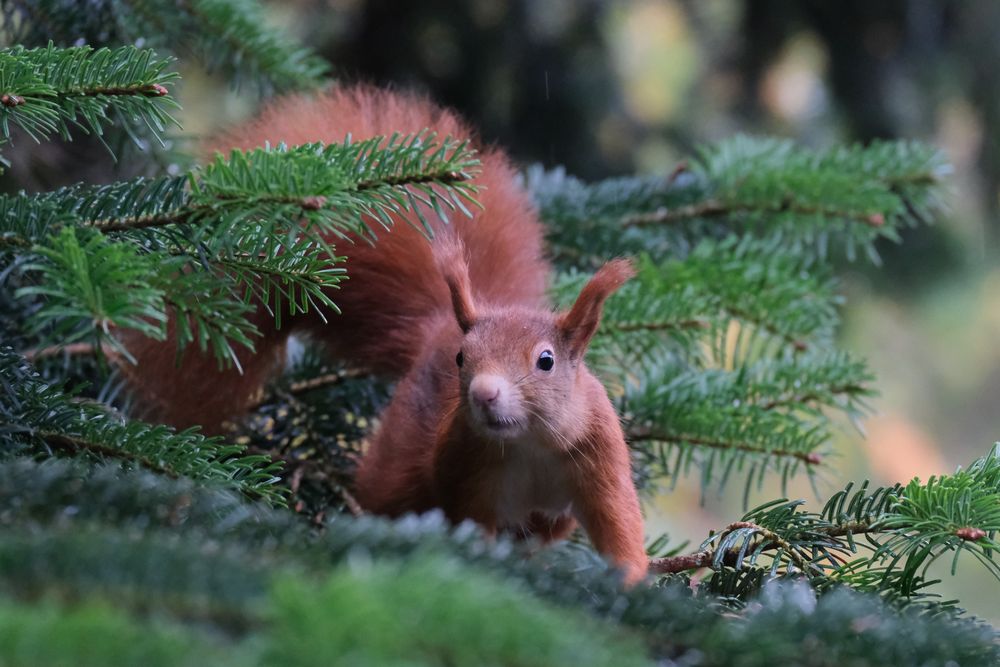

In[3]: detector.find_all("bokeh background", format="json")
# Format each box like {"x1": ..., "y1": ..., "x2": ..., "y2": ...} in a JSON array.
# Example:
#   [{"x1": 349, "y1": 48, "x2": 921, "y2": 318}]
[{"x1": 18, "y1": 0, "x2": 1000, "y2": 620}]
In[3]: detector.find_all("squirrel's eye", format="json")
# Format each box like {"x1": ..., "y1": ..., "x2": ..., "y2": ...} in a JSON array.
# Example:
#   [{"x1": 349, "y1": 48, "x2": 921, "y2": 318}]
[
  {"x1": 537, "y1": 349, "x2": 554, "y2": 371},
  {"x1": 456, "y1": 351, "x2": 464, "y2": 368}
]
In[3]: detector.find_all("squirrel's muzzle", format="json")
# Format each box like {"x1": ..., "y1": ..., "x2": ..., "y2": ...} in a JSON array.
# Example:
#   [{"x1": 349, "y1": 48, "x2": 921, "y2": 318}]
[
  {"x1": 470, "y1": 374, "x2": 504, "y2": 407},
  {"x1": 468, "y1": 374, "x2": 525, "y2": 436}
]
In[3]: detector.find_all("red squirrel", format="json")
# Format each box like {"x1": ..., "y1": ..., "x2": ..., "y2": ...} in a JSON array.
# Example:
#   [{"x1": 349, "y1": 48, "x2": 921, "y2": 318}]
[{"x1": 121, "y1": 85, "x2": 649, "y2": 584}]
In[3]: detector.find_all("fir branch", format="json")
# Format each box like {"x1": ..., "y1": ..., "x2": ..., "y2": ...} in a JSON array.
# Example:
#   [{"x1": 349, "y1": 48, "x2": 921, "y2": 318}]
[
  {"x1": 608, "y1": 318, "x2": 712, "y2": 333},
  {"x1": 1, "y1": 0, "x2": 328, "y2": 93},
  {"x1": 628, "y1": 429, "x2": 825, "y2": 466},
  {"x1": 0, "y1": 526, "x2": 275, "y2": 631},
  {"x1": 0, "y1": 134, "x2": 476, "y2": 244},
  {"x1": 530, "y1": 137, "x2": 947, "y2": 269},
  {"x1": 33, "y1": 429, "x2": 179, "y2": 478},
  {"x1": 3, "y1": 135, "x2": 480, "y2": 364},
  {"x1": 125, "y1": 0, "x2": 328, "y2": 92},
  {"x1": 13, "y1": 225, "x2": 168, "y2": 360},
  {"x1": 649, "y1": 550, "x2": 714, "y2": 574},
  {"x1": 0, "y1": 43, "x2": 178, "y2": 147},
  {"x1": 703, "y1": 582, "x2": 997, "y2": 666},
  {"x1": 0, "y1": 348, "x2": 285, "y2": 502},
  {"x1": 553, "y1": 247, "x2": 871, "y2": 495},
  {"x1": 555, "y1": 239, "x2": 843, "y2": 372},
  {"x1": 0, "y1": 601, "x2": 242, "y2": 666},
  {"x1": 1, "y1": 457, "x2": 996, "y2": 665},
  {"x1": 21, "y1": 341, "x2": 97, "y2": 360},
  {"x1": 646, "y1": 446, "x2": 1000, "y2": 605},
  {"x1": 620, "y1": 198, "x2": 886, "y2": 229},
  {"x1": 618, "y1": 350, "x2": 872, "y2": 496}
]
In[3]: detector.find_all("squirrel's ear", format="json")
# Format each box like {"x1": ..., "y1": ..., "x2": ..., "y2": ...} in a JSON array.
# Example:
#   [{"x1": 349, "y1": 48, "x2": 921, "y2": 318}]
[
  {"x1": 558, "y1": 258, "x2": 634, "y2": 359},
  {"x1": 436, "y1": 239, "x2": 477, "y2": 333}
]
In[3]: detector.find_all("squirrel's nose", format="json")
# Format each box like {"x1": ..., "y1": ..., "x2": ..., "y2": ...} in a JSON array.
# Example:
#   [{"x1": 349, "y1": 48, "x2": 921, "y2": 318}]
[{"x1": 470, "y1": 375, "x2": 503, "y2": 406}]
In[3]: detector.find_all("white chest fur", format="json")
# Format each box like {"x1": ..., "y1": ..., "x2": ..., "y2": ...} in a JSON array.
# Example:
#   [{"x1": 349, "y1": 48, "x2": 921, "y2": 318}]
[{"x1": 493, "y1": 440, "x2": 574, "y2": 528}]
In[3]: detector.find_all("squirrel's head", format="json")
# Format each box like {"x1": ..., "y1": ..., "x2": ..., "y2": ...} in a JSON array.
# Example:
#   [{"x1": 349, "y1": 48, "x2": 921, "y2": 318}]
[{"x1": 439, "y1": 247, "x2": 634, "y2": 445}]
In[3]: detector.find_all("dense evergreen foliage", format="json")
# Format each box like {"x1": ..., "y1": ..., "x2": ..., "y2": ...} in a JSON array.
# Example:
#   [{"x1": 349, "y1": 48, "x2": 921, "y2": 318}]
[{"x1": 0, "y1": 2, "x2": 997, "y2": 665}]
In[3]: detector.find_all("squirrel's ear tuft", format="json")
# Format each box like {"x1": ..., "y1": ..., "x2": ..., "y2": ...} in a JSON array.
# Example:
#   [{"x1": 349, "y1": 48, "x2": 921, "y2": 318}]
[
  {"x1": 558, "y1": 258, "x2": 635, "y2": 360},
  {"x1": 435, "y1": 238, "x2": 477, "y2": 333}
]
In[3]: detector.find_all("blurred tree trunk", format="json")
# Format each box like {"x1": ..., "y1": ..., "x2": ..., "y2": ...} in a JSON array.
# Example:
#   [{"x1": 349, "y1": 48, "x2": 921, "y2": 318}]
[{"x1": 311, "y1": 0, "x2": 629, "y2": 179}]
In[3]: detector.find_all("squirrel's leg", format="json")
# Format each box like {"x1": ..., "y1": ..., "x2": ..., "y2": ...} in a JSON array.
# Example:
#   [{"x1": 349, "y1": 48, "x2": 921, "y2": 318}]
[
  {"x1": 571, "y1": 415, "x2": 649, "y2": 585},
  {"x1": 573, "y1": 476, "x2": 648, "y2": 585}
]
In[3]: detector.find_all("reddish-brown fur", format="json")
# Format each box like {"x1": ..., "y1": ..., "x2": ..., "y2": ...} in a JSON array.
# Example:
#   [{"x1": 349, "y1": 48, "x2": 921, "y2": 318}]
[
  {"x1": 122, "y1": 85, "x2": 647, "y2": 583},
  {"x1": 354, "y1": 253, "x2": 647, "y2": 583}
]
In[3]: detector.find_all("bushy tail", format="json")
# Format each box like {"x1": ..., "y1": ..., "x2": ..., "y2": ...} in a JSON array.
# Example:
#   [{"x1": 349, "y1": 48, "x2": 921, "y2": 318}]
[{"x1": 122, "y1": 85, "x2": 549, "y2": 431}]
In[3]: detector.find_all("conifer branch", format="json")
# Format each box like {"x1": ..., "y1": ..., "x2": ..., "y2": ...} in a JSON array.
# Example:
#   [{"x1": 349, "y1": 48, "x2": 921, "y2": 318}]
[
  {"x1": 608, "y1": 318, "x2": 711, "y2": 333},
  {"x1": 1, "y1": 0, "x2": 328, "y2": 93},
  {"x1": 0, "y1": 43, "x2": 179, "y2": 147},
  {"x1": 0, "y1": 348, "x2": 285, "y2": 502},
  {"x1": 620, "y1": 198, "x2": 886, "y2": 229},
  {"x1": 648, "y1": 550, "x2": 714, "y2": 574},
  {"x1": 1, "y1": 457, "x2": 996, "y2": 665},
  {"x1": 755, "y1": 384, "x2": 869, "y2": 410},
  {"x1": 62, "y1": 164, "x2": 472, "y2": 234},
  {"x1": 34, "y1": 430, "x2": 179, "y2": 478},
  {"x1": 723, "y1": 305, "x2": 811, "y2": 352},
  {"x1": 21, "y1": 341, "x2": 97, "y2": 360},
  {"x1": 646, "y1": 446, "x2": 1000, "y2": 604},
  {"x1": 627, "y1": 429, "x2": 824, "y2": 466},
  {"x1": 286, "y1": 370, "x2": 363, "y2": 395},
  {"x1": 649, "y1": 520, "x2": 882, "y2": 575},
  {"x1": 3, "y1": 135, "x2": 480, "y2": 363},
  {"x1": 531, "y1": 137, "x2": 946, "y2": 269},
  {"x1": 557, "y1": 249, "x2": 870, "y2": 494},
  {"x1": 86, "y1": 205, "x2": 200, "y2": 232}
]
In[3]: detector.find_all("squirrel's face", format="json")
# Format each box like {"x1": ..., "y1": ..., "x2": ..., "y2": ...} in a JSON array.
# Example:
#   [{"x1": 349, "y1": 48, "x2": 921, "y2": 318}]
[
  {"x1": 455, "y1": 313, "x2": 578, "y2": 443},
  {"x1": 441, "y1": 252, "x2": 635, "y2": 446}
]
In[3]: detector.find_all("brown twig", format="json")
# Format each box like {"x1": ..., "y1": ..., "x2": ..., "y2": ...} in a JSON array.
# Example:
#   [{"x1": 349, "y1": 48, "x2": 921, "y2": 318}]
[
  {"x1": 755, "y1": 384, "x2": 869, "y2": 411},
  {"x1": 36, "y1": 430, "x2": 178, "y2": 479},
  {"x1": 627, "y1": 428, "x2": 823, "y2": 466},
  {"x1": 286, "y1": 369, "x2": 366, "y2": 395},
  {"x1": 22, "y1": 342, "x2": 100, "y2": 361},
  {"x1": 816, "y1": 520, "x2": 875, "y2": 538},
  {"x1": 356, "y1": 169, "x2": 469, "y2": 191},
  {"x1": 87, "y1": 207, "x2": 197, "y2": 232},
  {"x1": 649, "y1": 550, "x2": 714, "y2": 574},
  {"x1": 648, "y1": 520, "x2": 865, "y2": 575},
  {"x1": 339, "y1": 487, "x2": 364, "y2": 517},
  {"x1": 610, "y1": 319, "x2": 711, "y2": 333},
  {"x1": 72, "y1": 83, "x2": 169, "y2": 97},
  {"x1": 245, "y1": 369, "x2": 368, "y2": 412},
  {"x1": 621, "y1": 199, "x2": 886, "y2": 229}
]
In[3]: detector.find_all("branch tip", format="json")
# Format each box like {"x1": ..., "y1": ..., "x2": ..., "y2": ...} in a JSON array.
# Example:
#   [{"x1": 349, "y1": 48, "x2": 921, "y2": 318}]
[
  {"x1": 667, "y1": 160, "x2": 688, "y2": 184},
  {"x1": 300, "y1": 195, "x2": 327, "y2": 211},
  {"x1": 145, "y1": 83, "x2": 169, "y2": 97},
  {"x1": 955, "y1": 526, "x2": 986, "y2": 541}
]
